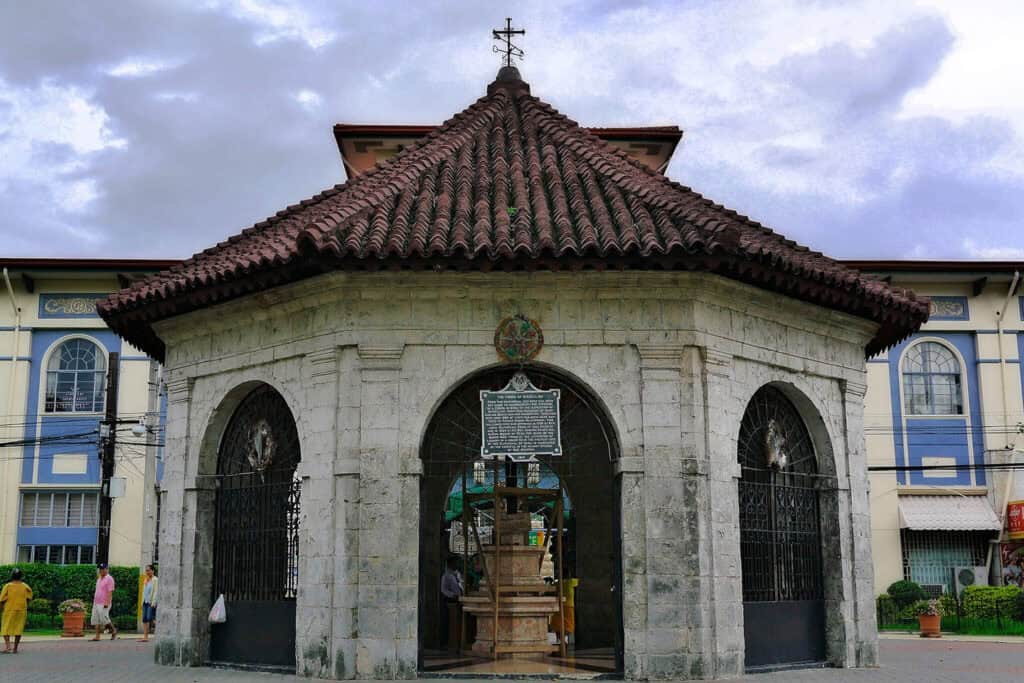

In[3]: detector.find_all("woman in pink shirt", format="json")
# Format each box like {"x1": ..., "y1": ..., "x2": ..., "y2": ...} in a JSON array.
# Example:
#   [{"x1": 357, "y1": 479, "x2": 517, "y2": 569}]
[{"x1": 90, "y1": 563, "x2": 117, "y2": 641}]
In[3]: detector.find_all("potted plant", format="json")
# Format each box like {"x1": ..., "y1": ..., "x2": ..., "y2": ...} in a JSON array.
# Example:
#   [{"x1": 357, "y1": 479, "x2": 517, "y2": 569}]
[
  {"x1": 917, "y1": 599, "x2": 942, "y2": 638},
  {"x1": 58, "y1": 599, "x2": 87, "y2": 637}
]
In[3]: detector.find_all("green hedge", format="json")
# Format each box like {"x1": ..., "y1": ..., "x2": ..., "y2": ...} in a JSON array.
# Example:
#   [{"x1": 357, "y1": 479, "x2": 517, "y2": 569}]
[
  {"x1": 887, "y1": 579, "x2": 926, "y2": 607},
  {"x1": 961, "y1": 585, "x2": 1023, "y2": 620},
  {"x1": 0, "y1": 563, "x2": 139, "y2": 624}
]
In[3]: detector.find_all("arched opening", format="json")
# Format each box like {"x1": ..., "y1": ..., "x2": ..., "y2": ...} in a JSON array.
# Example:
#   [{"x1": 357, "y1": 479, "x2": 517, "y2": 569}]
[
  {"x1": 418, "y1": 364, "x2": 622, "y2": 675},
  {"x1": 209, "y1": 384, "x2": 301, "y2": 670},
  {"x1": 738, "y1": 385, "x2": 827, "y2": 670}
]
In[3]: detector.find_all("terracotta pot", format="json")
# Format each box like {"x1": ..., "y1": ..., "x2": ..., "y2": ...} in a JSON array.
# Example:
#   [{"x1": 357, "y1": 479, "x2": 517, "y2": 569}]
[
  {"x1": 918, "y1": 613, "x2": 941, "y2": 638},
  {"x1": 61, "y1": 611, "x2": 86, "y2": 637}
]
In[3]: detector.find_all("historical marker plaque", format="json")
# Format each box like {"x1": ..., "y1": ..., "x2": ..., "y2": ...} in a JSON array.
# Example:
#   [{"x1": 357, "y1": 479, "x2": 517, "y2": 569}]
[{"x1": 480, "y1": 371, "x2": 562, "y2": 460}]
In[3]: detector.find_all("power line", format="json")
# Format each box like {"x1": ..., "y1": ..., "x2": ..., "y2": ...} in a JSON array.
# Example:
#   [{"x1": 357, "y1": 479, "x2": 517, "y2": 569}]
[{"x1": 869, "y1": 461, "x2": 1024, "y2": 473}]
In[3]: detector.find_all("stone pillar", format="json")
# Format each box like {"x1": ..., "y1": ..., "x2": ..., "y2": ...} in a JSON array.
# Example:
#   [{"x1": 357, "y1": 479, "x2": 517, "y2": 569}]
[
  {"x1": 617, "y1": 453, "x2": 646, "y2": 680},
  {"x1": 353, "y1": 345, "x2": 416, "y2": 679},
  {"x1": 840, "y1": 378, "x2": 878, "y2": 667},
  {"x1": 698, "y1": 348, "x2": 744, "y2": 677},
  {"x1": 295, "y1": 348, "x2": 340, "y2": 677},
  {"x1": 332, "y1": 346, "x2": 362, "y2": 679},
  {"x1": 155, "y1": 374, "x2": 205, "y2": 666},
  {"x1": 635, "y1": 343, "x2": 705, "y2": 680}
]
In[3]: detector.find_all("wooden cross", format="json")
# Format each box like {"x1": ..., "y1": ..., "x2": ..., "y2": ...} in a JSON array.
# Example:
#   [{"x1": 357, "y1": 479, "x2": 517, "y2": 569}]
[{"x1": 492, "y1": 17, "x2": 525, "y2": 67}]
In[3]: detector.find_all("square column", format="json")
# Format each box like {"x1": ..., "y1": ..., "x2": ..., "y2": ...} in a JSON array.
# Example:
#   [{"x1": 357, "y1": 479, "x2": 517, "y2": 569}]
[
  {"x1": 295, "y1": 348, "x2": 341, "y2": 677},
  {"x1": 634, "y1": 343, "x2": 709, "y2": 680},
  {"x1": 155, "y1": 374, "x2": 209, "y2": 666},
  {"x1": 351, "y1": 345, "x2": 417, "y2": 679},
  {"x1": 698, "y1": 348, "x2": 745, "y2": 677}
]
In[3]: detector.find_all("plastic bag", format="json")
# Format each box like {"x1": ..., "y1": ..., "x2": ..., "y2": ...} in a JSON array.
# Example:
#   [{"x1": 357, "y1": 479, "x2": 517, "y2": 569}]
[{"x1": 209, "y1": 594, "x2": 227, "y2": 623}]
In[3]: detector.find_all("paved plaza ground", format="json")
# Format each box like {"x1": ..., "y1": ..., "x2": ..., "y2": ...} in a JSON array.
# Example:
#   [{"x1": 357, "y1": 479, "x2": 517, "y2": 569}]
[{"x1": 1, "y1": 634, "x2": 1022, "y2": 682}]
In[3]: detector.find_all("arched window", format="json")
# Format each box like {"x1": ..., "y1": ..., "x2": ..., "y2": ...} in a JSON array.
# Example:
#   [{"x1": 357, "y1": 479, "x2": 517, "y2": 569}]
[
  {"x1": 44, "y1": 339, "x2": 106, "y2": 413},
  {"x1": 902, "y1": 342, "x2": 963, "y2": 415}
]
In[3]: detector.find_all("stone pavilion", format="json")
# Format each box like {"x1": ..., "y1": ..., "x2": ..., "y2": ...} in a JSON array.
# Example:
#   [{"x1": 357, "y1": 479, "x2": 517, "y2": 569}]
[{"x1": 99, "y1": 65, "x2": 928, "y2": 679}]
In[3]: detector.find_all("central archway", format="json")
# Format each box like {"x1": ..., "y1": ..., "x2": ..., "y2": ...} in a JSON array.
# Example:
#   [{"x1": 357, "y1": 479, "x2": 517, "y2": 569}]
[{"x1": 418, "y1": 364, "x2": 622, "y2": 674}]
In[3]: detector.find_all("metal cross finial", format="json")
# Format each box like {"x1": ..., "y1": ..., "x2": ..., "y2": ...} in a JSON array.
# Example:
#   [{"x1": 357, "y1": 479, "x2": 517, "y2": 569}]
[{"x1": 492, "y1": 17, "x2": 525, "y2": 67}]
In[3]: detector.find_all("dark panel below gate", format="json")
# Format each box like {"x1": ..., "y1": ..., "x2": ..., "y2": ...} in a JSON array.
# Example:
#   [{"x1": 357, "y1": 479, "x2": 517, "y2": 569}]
[
  {"x1": 210, "y1": 599, "x2": 296, "y2": 668},
  {"x1": 743, "y1": 599, "x2": 825, "y2": 669}
]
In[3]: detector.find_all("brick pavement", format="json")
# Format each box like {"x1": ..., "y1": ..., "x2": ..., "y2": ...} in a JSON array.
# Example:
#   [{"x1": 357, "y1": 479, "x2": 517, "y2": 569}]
[{"x1": 0, "y1": 637, "x2": 1022, "y2": 682}]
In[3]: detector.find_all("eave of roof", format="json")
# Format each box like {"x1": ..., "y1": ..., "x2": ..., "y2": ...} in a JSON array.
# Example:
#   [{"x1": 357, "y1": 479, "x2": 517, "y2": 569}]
[
  {"x1": 843, "y1": 259, "x2": 1024, "y2": 274},
  {"x1": 0, "y1": 257, "x2": 180, "y2": 271}
]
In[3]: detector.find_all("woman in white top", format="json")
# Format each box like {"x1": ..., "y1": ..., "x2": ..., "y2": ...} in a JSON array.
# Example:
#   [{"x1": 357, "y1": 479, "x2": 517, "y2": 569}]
[{"x1": 138, "y1": 564, "x2": 159, "y2": 642}]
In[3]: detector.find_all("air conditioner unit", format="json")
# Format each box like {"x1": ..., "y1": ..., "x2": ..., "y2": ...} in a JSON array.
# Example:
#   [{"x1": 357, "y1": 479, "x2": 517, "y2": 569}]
[
  {"x1": 920, "y1": 583, "x2": 946, "y2": 598},
  {"x1": 953, "y1": 566, "x2": 988, "y2": 595}
]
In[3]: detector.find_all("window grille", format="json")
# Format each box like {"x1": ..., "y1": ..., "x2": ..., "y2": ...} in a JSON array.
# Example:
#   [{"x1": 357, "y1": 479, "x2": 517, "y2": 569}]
[
  {"x1": 472, "y1": 460, "x2": 486, "y2": 485},
  {"x1": 19, "y1": 492, "x2": 100, "y2": 527},
  {"x1": 902, "y1": 342, "x2": 963, "y2": 415},
  {"x1": 527, "y1": 462, "x2": 541, "y2": 486},
  {"x1": 44, "y1": 339, "x2": 106, "y2": 412},
  {"x1": 738, "y1": 386, "x2": 823, "y2": 603},
  {"x1": 901, "y1": 529, "x2": 991, "y2": 592},
  {"x1": 16, "y1": 544, "x2": 97, "y2": 564}
]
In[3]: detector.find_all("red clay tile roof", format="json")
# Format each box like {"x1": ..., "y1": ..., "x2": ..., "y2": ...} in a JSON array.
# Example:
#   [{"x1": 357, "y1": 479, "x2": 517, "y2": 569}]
[{"x1": 99, "y1": 68, "x2": 928, "y2": 361}]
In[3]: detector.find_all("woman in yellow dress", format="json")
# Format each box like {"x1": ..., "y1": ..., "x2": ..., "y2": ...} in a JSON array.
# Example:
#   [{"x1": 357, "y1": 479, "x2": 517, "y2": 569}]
[{"x1": 1, "y1": 568, "x2": 33, "y2": 653}]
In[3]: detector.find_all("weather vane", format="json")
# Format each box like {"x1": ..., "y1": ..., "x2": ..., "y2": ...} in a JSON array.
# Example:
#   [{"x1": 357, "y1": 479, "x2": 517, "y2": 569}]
[{"x1": 492, "y1": 17, "x2": 525, "y2": 67}]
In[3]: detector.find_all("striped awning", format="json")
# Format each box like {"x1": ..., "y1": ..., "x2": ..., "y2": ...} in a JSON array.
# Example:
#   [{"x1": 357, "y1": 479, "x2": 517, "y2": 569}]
[{"x1": 898, "y1": 495, "x2": 1002, "y2": 531}]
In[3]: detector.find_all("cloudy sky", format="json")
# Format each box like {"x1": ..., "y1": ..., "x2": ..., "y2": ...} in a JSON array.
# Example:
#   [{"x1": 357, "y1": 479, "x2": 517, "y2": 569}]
[{"x1": 1, "y1": 0, "x2": 1022, "y2": 260}]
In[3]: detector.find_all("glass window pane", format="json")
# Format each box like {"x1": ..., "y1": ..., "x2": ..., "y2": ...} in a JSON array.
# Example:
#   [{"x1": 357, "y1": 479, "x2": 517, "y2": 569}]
[
  {"x1": 51, "y1": 492, "x2": 68, "y2": 527},
  {"x1": 79, "y1": 545, "x2": 95, "y2": 565},
  {"x1": 904, "y1": 376, "x2": 929, "y2": 415},
  {"x1": 20, "y1": 493, "x2": 36, "y2": 527},
  {"x1": 902, "y1": 343, "x2": 964, "y2": 415},
  {"x1": 35, "y1": 494, "x2": 53, "y2": 526},
  {"x1": 17, "y1": 546, "x2": 31, "y2": 563},
  {"x1": 81, "y1": 494, "x2": 99, "y2": 526},
  {"x1": 45, "y1": 340, "x2": 106, "y2": 413}
]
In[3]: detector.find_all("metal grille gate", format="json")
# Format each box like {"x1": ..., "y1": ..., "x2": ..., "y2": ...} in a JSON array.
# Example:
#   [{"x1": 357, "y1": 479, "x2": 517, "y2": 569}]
[
  {"x1": 211, "y1": 385, "x2": 301, "y2": 669},
  {"x1": 738, "y1": 386, "x2": 825, "y2": 669}
]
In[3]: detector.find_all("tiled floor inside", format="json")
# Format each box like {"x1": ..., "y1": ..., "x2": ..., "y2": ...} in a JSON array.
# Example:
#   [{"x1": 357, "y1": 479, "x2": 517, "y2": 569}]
[{"x1": 421, "y1": 647, "x2": 618, "y2": 675}]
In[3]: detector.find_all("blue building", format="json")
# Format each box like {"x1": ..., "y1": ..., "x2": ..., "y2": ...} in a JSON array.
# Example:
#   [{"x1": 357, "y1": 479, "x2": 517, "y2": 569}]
[{"x1": 1, "y1": 258, "x2": 171, "y2": 566}]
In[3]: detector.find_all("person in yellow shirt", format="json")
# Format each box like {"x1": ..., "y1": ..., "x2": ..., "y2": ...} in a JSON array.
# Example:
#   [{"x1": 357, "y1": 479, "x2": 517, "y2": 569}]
[
  {"x1": 550, "y1": 572, "x2": 580, "y2": 645},
  {"x1": 1, "y1": 568, "x2": 34, "y2": 654}
]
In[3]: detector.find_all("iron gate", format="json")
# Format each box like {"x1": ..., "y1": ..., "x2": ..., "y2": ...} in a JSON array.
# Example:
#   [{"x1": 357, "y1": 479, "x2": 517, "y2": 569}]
[
  {"x1": 211, "y1": 385, "x2": 301, "y2": 669},
  {"x1": 738, "y1": 386, "x2": 825, "y2": 669}
]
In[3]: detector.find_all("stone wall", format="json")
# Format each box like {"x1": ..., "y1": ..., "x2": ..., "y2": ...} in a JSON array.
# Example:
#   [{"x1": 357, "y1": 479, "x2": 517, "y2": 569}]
[{"x1": 151, "y1": 271, "x2": 878, "y2": 679}]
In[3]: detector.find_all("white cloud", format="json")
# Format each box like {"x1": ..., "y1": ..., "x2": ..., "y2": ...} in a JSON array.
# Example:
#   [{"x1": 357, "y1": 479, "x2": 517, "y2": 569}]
[
  {"x1": 902, "y1": 1, "x2": 1024, "y2": 133},
  {"x1": 293, "y1": 88, "x2": 322, "y2": 111},
  {"x1": 962, "y1": 238, "x2": 1024, "y2": 259},
  {"x1": 0, "y1": 78, "x2": 123, "y2": 217},
  {"x1": 153, "y1": 91, "x2": 199, "y2": 103},
  {"x1": 107, "y1": 57, "x2": 178, "y2": 78},
  {"x1": 214, "y1": 0, "x2": 335, "y2": 49}
]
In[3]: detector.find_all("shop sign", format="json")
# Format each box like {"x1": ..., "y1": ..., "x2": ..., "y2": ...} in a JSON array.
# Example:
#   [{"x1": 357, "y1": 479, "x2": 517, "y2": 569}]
[
  {"x1": 1008, "y1": 500, "x2": 1024, "y2": 540},
  {"x1": 480, "y1": 371, "x2": 562, "y2": 461},
  {"x1": 1000, "y1": 542, "x2": 1024, "y2": 588}
]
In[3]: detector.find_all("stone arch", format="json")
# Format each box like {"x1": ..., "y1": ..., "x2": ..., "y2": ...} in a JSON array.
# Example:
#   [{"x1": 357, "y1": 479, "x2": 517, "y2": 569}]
[
  {"x1": 416, "y1": 361, "x2": 624, "y2": 670},
  {"x1": 187, "y1": 379, "x2": 305, "y2": 668},
  {"x1": 734, "y1": 379, "x2": 848, "y2": 669},
  {"x1": 194, "y1": 374, "x2": 308, "y2": 481}
]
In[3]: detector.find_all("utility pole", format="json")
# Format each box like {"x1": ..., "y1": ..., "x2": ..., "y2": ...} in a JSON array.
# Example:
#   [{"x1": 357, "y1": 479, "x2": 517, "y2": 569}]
[
  {"x1": 139, "y1": 360, "x2": 161, "y2": 568},
  {"x1": 97, "y1": 351, "x2": 119, "y2": 565}
]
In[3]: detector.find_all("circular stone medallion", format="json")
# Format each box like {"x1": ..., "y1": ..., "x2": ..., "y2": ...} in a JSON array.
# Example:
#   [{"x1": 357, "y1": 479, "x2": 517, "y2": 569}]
[{"x1": 494, "y1": 315, "x2": 544, "y2": 362}]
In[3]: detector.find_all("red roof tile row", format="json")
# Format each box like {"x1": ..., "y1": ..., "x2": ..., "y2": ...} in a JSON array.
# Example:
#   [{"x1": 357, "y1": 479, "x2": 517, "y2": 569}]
[{"x1": 99, "y1": 69, "x2": 928, "y2": 361}]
